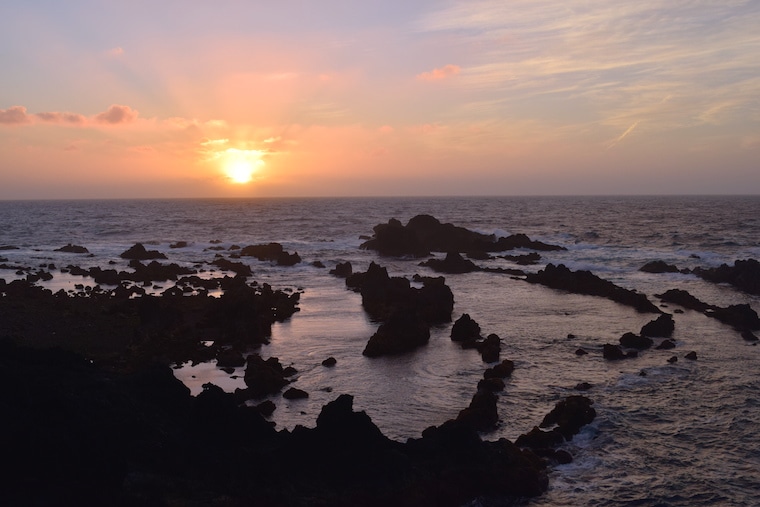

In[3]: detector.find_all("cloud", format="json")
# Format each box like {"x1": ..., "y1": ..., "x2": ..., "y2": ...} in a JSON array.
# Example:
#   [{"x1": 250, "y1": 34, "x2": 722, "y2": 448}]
[
  {"x1": 416, "y1": 64, "x2": 461, "y2": 81},
  {"x1": 606, "y1": 121, "x2": 639, "y2": 149},
  {"x1": 107, "y1": 46, "x2": 125, "y2": 58},
  {"x1": 35, "y1": 111, "x2": 87, "y2": 124},
  {"x1": 0, "y1": 106, "x2": 31, "y2": 125},
  {"x1": 94, "y1": 104, "x2": 139, "y2": 124}
]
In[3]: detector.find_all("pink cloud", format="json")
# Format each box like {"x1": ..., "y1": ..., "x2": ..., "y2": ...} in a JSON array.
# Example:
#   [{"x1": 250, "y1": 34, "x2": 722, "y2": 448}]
[
  {"x1": 94, "y1": 104, "x2": 139, "y2": 124},
  {"x1": 0, "y1": 106, "x2": 31, "y2": 125},
  {"x1": 35, "y1": 111, "x2": 87, "y2": 124},
  {"x1": 416, "y1": 64, "x2": 461, "y2": 81}
]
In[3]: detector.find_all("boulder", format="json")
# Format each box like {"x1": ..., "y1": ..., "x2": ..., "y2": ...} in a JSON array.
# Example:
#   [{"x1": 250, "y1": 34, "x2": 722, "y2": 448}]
[
  {"x1": 455, "y1": 389, "x2": 499, "y2": 432},
  {"x1": 603, "y1": 343, "x2": 627, "y2": 360},
  {"x1": 329, "y1": 261, "x2": 352, "y2": 277},
  {"x1": 283, "y1": 387, "x2": 309, "y2": 400},
  {"x1": 240, "y1": 242, "x2": 301, "y2": 266},
  {"x1": 484, "y1": 359, "x2": 515, "y2": 379},
  {"x1": 655, "y1": 339, "x2": 676, "y2": 350},
  {"x1": 322, "y1": 357, "x2": 337, "y2": 367}
]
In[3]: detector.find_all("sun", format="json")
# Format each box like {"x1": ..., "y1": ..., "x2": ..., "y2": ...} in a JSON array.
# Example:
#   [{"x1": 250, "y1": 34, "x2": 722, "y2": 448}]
[{"x1": 220, "y1": 149, "x2": 264, "y2": 184}]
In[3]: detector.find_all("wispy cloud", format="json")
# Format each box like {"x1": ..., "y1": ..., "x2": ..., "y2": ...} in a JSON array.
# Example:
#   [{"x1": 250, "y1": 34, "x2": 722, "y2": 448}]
[
  {"x1": 416, "y1": 64, "x2": 461, "y2": 81},
  {"x1": 1, "y1": 104, "x2": 138, "y2": 126}
]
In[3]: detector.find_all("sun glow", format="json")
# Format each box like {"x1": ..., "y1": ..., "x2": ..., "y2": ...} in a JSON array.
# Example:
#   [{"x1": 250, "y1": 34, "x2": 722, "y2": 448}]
[{"x1": 220, "y1": 149, "x2": 264, "y2": 184}]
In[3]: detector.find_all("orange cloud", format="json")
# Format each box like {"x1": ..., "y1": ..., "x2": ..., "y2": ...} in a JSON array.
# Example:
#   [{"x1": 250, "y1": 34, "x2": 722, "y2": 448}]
[
  {"x1": 94, "y1": 104, "x2": 139, "y2": 124},
  {"x1": 416, "y1": 64, "x2": 461, "y2": 81},
  {"x1": 0, "y1": 106, "x2": 31, "y2": 125}
]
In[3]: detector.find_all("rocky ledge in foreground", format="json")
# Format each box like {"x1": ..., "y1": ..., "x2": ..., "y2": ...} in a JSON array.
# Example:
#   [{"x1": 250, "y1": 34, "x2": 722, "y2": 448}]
[
  {"x1": 525, "y1": 263, "x2": 662, "y2": 313},
  {"x1": 361, "y1": 214, "x2": 566, "y2": 257},
  {"x1": 0, "y1": 340, "x2": 550, "y2": 507}
]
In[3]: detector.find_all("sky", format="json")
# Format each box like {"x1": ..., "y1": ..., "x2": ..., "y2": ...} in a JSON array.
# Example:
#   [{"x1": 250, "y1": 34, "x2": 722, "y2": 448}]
[{"x1": 1, "y1": 0, "x2": 759, "y2": 199}]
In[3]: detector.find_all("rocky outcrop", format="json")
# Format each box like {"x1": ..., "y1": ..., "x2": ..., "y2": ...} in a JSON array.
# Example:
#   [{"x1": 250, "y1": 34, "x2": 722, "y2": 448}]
[
  {"x1": 363, "y1": 309, "x2": 431, "y2": 357},
  {"x1": 525, "y1": 263, "x2": 661, "y2": 313},
  {"x1": 243, "y1": 354, "x2": 290, "y2": 398},
  {"x1": 55, "y1": 244, "x2": 89, "y2": 254},
  {"x1": 619, "y1": 332, "x2": 653, "y2": 350},
  {"x1": 639, "y1": 260, "x2": 682, "y2": 273},
  {"x1": 120, "y1": 243, "x2": 167, "y2": 260},
  {"x1": 420, "y1": 252, "x2": 480, "y2": 274},
  {"x1": 692, "y1": 259, "x2": 760, "y2": 295},
  {"x1": 640, "y1": 314, "x2": 675, "y2": 337},
  {"x1": 346, "y1": 262, "x2": 454, "y2": 324},
  {"x1": 450, "y1": 313, "x2": 482, "y2": 342},
  {"x1": 361, "y1": 214, "x2": 565, "y2": 257},
  {"x1": 239, "y1": 242, "x2": 301, "y2": 266},
  {"x1": 657, "y1": 288, "x2": 759, "y2": 333}
]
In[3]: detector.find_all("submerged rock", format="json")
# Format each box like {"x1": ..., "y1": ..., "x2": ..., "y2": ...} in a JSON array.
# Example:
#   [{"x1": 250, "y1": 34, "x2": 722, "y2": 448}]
[{"x1": 55, "y1": 244, "x2": 89, "y2": 254}]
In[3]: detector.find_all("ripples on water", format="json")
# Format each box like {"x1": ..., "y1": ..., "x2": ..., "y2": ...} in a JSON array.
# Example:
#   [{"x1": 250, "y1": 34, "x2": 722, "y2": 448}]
[{"x1": 1, "y1": 195, "x2": 759, "y2": 506}]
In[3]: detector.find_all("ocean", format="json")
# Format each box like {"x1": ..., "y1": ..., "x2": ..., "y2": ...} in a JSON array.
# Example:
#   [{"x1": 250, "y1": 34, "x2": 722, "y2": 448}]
[{"x1": 1, "y1": 195, "x2": 759, "y2": 506}]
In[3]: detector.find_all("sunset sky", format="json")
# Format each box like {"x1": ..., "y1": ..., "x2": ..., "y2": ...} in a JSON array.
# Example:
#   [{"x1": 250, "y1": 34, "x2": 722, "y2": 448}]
[{"x1": 2, "y1": 1, "x2": 759, "y2": 199}]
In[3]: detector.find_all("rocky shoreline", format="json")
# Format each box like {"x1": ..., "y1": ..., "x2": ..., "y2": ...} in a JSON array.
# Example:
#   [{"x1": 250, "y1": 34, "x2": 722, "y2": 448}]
[{"x1": 3, "y1": 214, "x2": 759, "y2": 505}]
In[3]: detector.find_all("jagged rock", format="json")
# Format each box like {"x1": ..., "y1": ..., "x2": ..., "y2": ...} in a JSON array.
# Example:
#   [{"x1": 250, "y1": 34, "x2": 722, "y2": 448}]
[
  {"x1": 329, "y1": 261, "x2": 352, "y2": 277},
  {"x1": 347, "y1": 262, "x2": 453, "y2": 324},
  {"x1": 361, "y1": 214, "x2": 565, "y2": 256},
  {"x1": 210, "y1": 257, "x2": 253, "y2": 276},
  {"x1": 656, "y1": 339, "x2": 676, "y2": 350},
  {"x1": 693, "y1": 259, "x2": 760, "y2": 295},
  {"x1": 478, "y1": 333, "x2": 501, "y2": 363},
  {"x1": 685, "y1": 351, "x2": 698, "y2": 360},
  {"x1": 243, "y1": 354, "x2": 290, "y2": 398},
  {"x1": 515, "y1": 426, "x2": 564, "y2": 449},
  {"x1": 484, "y1": 359, "x2": 515, "y2": 379},
  {"x1": 525, "y1": 264, "x2": 661, "y2": 313},
  {"x1": 656, "y1": 288, "x2": 712, "y2": 312},
  {"x1": 641, "y1": 313, "x2": 675, "y2": 337},
  {"x1": 539, "y1": 395, "x2": 596, "y2": 440},
  {"x1": 619, "y1": 332, "x2": 654, "y2": 350},
  {"x1": 120, "y1": 243, "x2": 167, "y2": 260},
  {"x1": 362, "y1": 309, "x2": 430, "y2": 357},
  {"x1": 240, "y1": 242, "x2": 301, "y2": 266},
  {"x1": 455, "y1": 389, "x2": 499, "y2": 432},
  {"x1": 451, "y1": 313, "x2": 482, "y2": 342},
  {"x1": 420, "y1": 252, "x2": 480, "y2": 274},
  {"x1": 708, "y1": 304, "x2": 760, "y2": 331}
]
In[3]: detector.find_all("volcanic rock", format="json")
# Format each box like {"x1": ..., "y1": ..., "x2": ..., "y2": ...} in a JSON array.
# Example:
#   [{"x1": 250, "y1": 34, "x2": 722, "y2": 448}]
[
  {"x1": 55, "y1": 244, "x2": 89, "y2": 254},
  {"x1": 641, "y1": 313, "x2": 675, "y2": 337},
  {"x1": 363, "y1": 308, "x2": 431, "y2": 357},
  {"x1": 120, "y1": 243, "x2": 167, "y2": 260},
  {"x1": 619, "y1": 332, "x2": 654, "y2": 350},
  {"x1": 450, "y1": 313, "x2": 482, "y2": 342},
  {"x1": 525, "y1": 263, "x2": 661, "y2": 313},
  {"x1": 420, "y1": 252, "x2": 480, "y2": 274}
]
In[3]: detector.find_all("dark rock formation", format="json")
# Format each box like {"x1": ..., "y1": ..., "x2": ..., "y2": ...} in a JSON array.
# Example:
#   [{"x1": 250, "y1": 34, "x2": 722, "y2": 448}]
[
  {"x1": 455, "y1": 389, "x2": 499, "y2": 432},
  {"x1": 479, "y1": 333, "x2": 502, "y2": 363},
  {"x1": 346, "y1": 262, "x2": 454, "y2": 324},
  {"x1": 707, "y1": 304, "x2": 760, "y2": 331},
  {"x1": 539, "y1": 395, "x2": 596, "y2": 440},
  {"x1": 120, "y1": 243, "x2": 167, "y2": 260},
  {"x1": 243, "y1": 354, "x2": 290, "y2": 398},
  {"x1": 641, "y1": 314, "x2": 675, "y2": 337},
  {"x1": 656, "y1": 339, "x2": 676, "y2": 350},
  {"x1": 639, "y1": 260, "x2": 681, "y2": 273},
  {"x1": 283, "y1": 387, "x2": 309, "y2": 399},
  {"x1": 330, "y1": 261, "x2": 353, "y2": 277},
  {"x1": 603, "y1": 343, "x2": 628, "y2": 360},
  {"x1": 361, "y1": 214, "x2": 565, "y2": 257},
  {"x1": 693, "y1": 259, "x2": 760, "y2": 295},
  {"x1": 420, "y1": 252, "x2": 480, "y2": 274},
  {"x1": 169, "y1": 241, "x2": 189, "y2": 248},
  {"x1": 525, "y1": 264, "x2": 661, "y2": 313},
  {"x1": 619, "y1": 332, "x2": 654, "y2": 350},
  {"x1": 656, "y1": 288, "x2": 712, "y2": 312},
  {"x1": 501, "y1": 252, "x2": 541, "y2": 265},
  {"x1": 240, "y1": 242, "x2": 301, "y2": 266},
  {"x1": 210, "y1": 257, "x2": 253, "y2": 276},
  {"x1": 322, "y1": 356, "x2": 337, "y2": 367},
  {"x1": 685, "y1": 351, "x2": 698, "y2": 360},
  {"x1": 450, "y1": 313, "x2": 482, "y2": 342},
  {"x1": 484, "y1": 359, "x2": 515, "y2": 379},
  {"x1": 363, "y1": 309, "x2": 430, "y2": 357},
  {"x1": 55, "y1": 243, "x2": 89, "y2": 254}
]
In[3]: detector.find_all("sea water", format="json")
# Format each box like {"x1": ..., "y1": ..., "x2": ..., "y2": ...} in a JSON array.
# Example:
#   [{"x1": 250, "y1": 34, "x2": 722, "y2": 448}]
[{"x1": 1, "y1": 195, "x2": 759, "y2": 506}]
